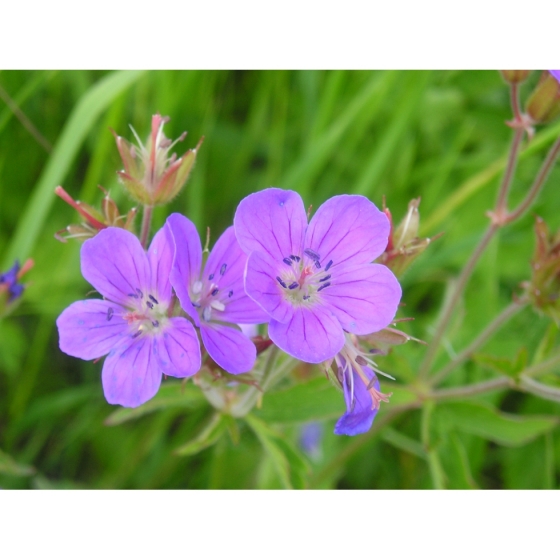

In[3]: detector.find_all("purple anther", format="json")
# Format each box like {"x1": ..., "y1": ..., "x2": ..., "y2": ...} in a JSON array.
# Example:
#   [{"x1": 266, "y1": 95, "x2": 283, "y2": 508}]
[
  {"x1": 220, "y1": 264, "x2": 227, "y2": 275},
  {"x1": 208, "y1": 273, "x2": 214, "y2": 281},
  {"x1": 149, "y1": 294, "x2": 159, "y2": 304},
  {"x1": 317, "y1": 282, "x2": 330, "y2": 292},
  {"x1": 211, "y1": 288, "x2": 219, "y2": 296},
  {"x1": 107, "y1": 307, "x2": 114, "y2": 321},
  {"x1": 288, "y1": 282, "x2": 299, "y2": 290},
  {"x1": 276, "y1": 276, "x2": 287, "y2": 289},
  {"x1": 319, "y1": 275, "x2": 331, "y2": 282},
  {"x1": 283, "y1": 257, "x2": 293, "y2": 266},
  {"x1": 304, "y1": 248, "x2": 320, "y2": 261},
  {"x1": 325, "y1": 260, "x2": 333, "y2": 271}
]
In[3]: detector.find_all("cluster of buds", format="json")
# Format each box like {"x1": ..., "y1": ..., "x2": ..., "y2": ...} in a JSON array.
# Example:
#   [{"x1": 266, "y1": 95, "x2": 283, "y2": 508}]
[
  {"x1": 54, "y1": 185, "x2": 136, "y2": 242},
  {"x1": 377, "y1": 197, "x2": 439, "y2": 277},
  {"x1": 114, "y1": 114, "x2": 202, "y2": 206},
  {"x1": 0, "y1": 259, "x2": 34, "y2": 318},
  {"x1": 526, "y1": 71, "x2": 560, "y2": 125},
  {"x1": 523, "y1": 216, "x2": 560, "y2": 323}
]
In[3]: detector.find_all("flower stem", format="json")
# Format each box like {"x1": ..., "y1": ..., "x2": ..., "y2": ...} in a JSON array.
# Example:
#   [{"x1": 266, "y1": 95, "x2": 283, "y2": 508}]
[
  {"x1": 518, "y1": 376, "x2": 560, "y2": 403},
  {"x1": 140, "y1": 204, "x2": 154, "y2": 249},
  {"x1": 429, "y1": 377, "x2": 513, "y2": 401},
  {"x1": 519, "y1": 349, "x2": 560, "y2": 379},
  {"x1": 430, "y1": 299, "x2": 527, "y2": 386}
]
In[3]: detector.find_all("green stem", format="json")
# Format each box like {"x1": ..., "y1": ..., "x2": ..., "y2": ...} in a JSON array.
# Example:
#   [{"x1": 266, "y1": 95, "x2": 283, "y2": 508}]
[
  {"x1": 421, "y1": 401, "x2": 445, "y2": 489},
  {"x1": 520, "y1": 350, "x2": 560, "y2": 379},
  {"x1": 518, "y1": 376, "x2": 560, "y2": 403},
  {"x1": 431, "y1": 299, "x2": 527, "y2": 386},
  {"x1": 430, "y1": 377, "x2": 513, "y2": 401},
  {"x1": 140, "y1": 204, "x2": 153, "y2": 249}
]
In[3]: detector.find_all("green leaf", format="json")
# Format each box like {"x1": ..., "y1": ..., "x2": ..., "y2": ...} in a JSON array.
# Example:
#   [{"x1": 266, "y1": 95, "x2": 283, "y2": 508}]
[
  {"x1": 474, "y1": 347, "x2": 528, "y2": 378},
  {"x1": 245, "y1": 414, "x2": 309, "y2": 489},
  {"x1": 0, "y1": 448, "x2": 35, "y2": 477},
  {"x1": 381, "y1": 427, "x2": 427, "y2": 459},
  {"x1": 437, "y1": 401, "x2": 558, "y2": 447},
  {"x1": 104, "y1": 382, "x2": 206, "y2": 426},
  {"x1": 174, "y1": 413, "x2": 227, "y2": 456}
]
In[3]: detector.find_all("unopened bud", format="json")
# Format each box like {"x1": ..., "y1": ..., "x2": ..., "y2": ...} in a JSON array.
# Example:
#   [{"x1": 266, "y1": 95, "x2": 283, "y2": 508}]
[
  {"x1": 526, "y1": 71, "x2": 560, "y2": 124},
  {"x1": 500, "y1": 70, "x2": 531, "y2": 85}
]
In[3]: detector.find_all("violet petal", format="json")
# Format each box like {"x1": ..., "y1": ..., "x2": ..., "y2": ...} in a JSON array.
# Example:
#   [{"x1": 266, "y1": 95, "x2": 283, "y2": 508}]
[
  {"x1": 154, "y1": 317, "x2": 201, "y2": 378},
  {"x1": 147, "y1": 223, "x2": 174, "y2": 305}
]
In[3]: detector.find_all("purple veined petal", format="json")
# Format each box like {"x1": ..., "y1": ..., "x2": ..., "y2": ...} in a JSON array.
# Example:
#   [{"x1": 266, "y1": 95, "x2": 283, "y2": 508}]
[
  {"x1": 268, "y1": 305, "x2": 345, "y2": 363},
  {"x1": 57, "y1": 299, "x2": 129, "y2": 360},
  {"x1": 245, "y1": 251, "x2": 294, "y2": 324},
  {"x1": 234, "y1": 188, "x2": 307, "y2": 261},
  {"x1": 201, "y1": 226, "x2": 270, "y2": 324},
  {"x1": 166, "y1": 213, "x2": 203, "y2": 326},
  {"x1": 200, "y1": 322, "x2": 256, "y2": 374},
  {"x1": 306, "y1": 195, "x2": 390, "y2": 269},
  {"x1": 153, "y1": 317, "x2": 201, "y2": 378},
  {"x1": 102, "y1": 336, "x2": 162, "y2": 407},
  {"x1": 334, "y1": 366, "x2": 379, "y2": 436},
  {"x1": 81, "y1": 228, "x2": 151, "y2": 306},
  {"x1": 147, "y1": 224, "x2": 174, "y2": 305},
  {"x1": 322, "y1": 263, "x2": 401, "y2": 335}
]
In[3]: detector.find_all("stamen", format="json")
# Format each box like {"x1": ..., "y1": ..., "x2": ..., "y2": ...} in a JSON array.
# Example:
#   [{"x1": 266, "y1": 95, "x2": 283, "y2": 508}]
[
  {"x1": 128, "y1": 293, "x2": 139, "y2": 299},
  {"x1": 319, "y1": 274, "x2": 331, "y2": 282},
  {"x1": 304, "y1": 248, "x2": 320, "y2": 261},
  {"x1": 132, "y1": 330, "x2": 142, "y2": 339},
  {"x1": 283, "y1": 257, "x2": 292, "y2": 266},
  {"x1": 220, "y1": 264, "x2": 227, "y2": 275},
  {"x1": 192, "y1": 281, "x2": 203, "y2": 294},
  {"x1": 303, "y1": 295, "x2": 310, "y2": 300},
  {"x1": 325, "y1": 260, "x2": 333, "y2": 271},
  {"x1": 136, "y1": 288, "x2": 143, "y2": 298},
  {"x1": 146, "y1": 301, "x2": 154, "y2": 309},
  {"x1": 211, "y1": 300, "x2": 225, "y2": 311},
  {"x1": 152, "y1": 320, "x2": 159, "y2": 327},
  {"x1": 211, "y1": 288, "x2": 219, "y2": 296},
  {"x1": 276, "y1": 276, "x2": 287, "y2": 289},
  {"x1": 290, "y1": 255, "x2": 301, "y2": 262},
  {"x1": 149, "y1": 295, "x2": 159, "y2": 304},
  {"x1": 288, "y1": 282, "x2": 299, "y2": 290},
  {"x1": 192, "y1": 302, "x2": 201, "y2": 308},
  {"x1": 202, "y1": 307, "x2": 212, "y2": 321},
  {"x1": 314, "y1": 261, "x2": 321, "y2": 269},
  {"x1": 317, "y1": 282, "x2": 330, "y2": 292},
  {"x1": 106, "y1": 307, "x2": 114, "y2": 321},
  {"x1": 208, "y1": 273, "x2": 214, "y2": 281},
  {"x1": 228, "y1": 290, "x2": 233, "y2": 297}
]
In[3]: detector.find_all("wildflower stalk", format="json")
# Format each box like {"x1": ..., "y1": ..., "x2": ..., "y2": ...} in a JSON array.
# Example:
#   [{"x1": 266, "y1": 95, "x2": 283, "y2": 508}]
[
  {"x1": 140, "y1": 204, "x2": 153, "y2": 249},
  {"x1": 421, "y1": 401, "x2": 445, "y2": 489},
  {"x1": 430, "y1": 377, "x2": 513, "y2": 401},
  {"x1": 518, "y1": 376, "x2": 560, "y2": 403},
  {"x1": 431, "y1": 298, "x2": 528, "y2": 385},
  {"x1": 518, "y1": 349, "x2": 560, "y2": 379}
]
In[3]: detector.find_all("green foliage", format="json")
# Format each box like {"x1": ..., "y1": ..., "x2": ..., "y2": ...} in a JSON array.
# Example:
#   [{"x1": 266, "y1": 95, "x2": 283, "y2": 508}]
[{"x1": 2, "y1": 70, "x2": 560, "y2": 489}]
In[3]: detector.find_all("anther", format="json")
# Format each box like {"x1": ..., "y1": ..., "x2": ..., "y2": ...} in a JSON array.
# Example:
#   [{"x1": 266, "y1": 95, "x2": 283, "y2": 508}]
[
  {"x1": 149, "y1": 295, "x2": 159, "y2": 304},
  {"x1": 192, "y1": 302, "x2": 201, "y2": 308},
  {"x1": 283, "y1": 257, "x2": 292, "y2": 266},
  {"x1": 132, "y1": 330, "x2": 142, "y2": 339},
  {"x1": 146, "y1": 301, "x2": 154, "y2": 309},
  {"x1": 152, "y1": 320, "x2": 159, "y2": 327},
  {"x1": 276, "y1": 276, "x2": 287, "y2": 289},
  {"x1": 303, "y1": 295, "x2": 310, "y2": 300},
  {"x1": 317, "y1": 282, "x2": 330, "y2": 292},
  {"x1": 136, "y1": 288, "x2": 143, "y2": 298},
  {"x1": 290, "y1": 255, "x2": 301, "y2": 262},
  {"x1": 325, "y1": 260, "x2": 333, "y2": 271},
  {"x1": 128, "y1": 293, "x2": 139, "y2": 299},
  {"x1": 356, "y1": 356, "x2": 367, "y2": 366},
  {"x1": 106, "y1": 307, "x2": 114, "y2": 321},
  {"x1": 288, "y1": 282, "x2": 299, "y2": 290},
  {"x1": 228, "y1": 290, "x2": 233, "y2": 297},
  {"x1": 202, "y1": 307, "x2": 212, "y2": 322},
  {"x1": 211, "y1": 288, "x2": 219, "y2": 296},
  {"x1": 208, "y1": 273, "x2": 214, "y2": 281},
  {"x1": 220, "y1": 264, "x2": 227, "y2": 275},
  {"x1": 314, "y1": 261, "x2": 322, "y2": 269},
  {"x1": 304, "y1": 248, "x2": 320, "y2": 261},
  {"x1": 319, "y1": 275, "x2": 331, "y2": 282}
]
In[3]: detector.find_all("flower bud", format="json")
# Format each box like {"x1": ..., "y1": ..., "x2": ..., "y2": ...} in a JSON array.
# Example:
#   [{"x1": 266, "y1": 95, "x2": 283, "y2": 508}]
[
  {"x1": 114, "y1": 114, "x2": 202, "y2": 206},
  {"x1": 0, "y1": 259, "x2": 34, "y2": 317},
  {"x1": 500, "y1": 70, "x2": 531, "y2": 85},
  {"x1": 54, "y1": 185, "x2": 137, "y2": 242},
  {"x1": 377, "y1": 198, "x2": 440, "y2": 277},
  {"x1": 526, "y1": 71, "x2": 560, "y2": 124}
]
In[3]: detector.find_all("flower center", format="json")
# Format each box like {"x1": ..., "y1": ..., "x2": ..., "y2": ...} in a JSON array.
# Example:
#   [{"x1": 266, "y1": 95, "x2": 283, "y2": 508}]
[
  {"x1": 190, "y1": 262, "x2": 231, "y2": 322},
  {"x1": 275, "y1": 249, "x2": 333, "y2": 304},
  {"x1": 111, "y1": 288, "x2": 168, "y2": 339}
]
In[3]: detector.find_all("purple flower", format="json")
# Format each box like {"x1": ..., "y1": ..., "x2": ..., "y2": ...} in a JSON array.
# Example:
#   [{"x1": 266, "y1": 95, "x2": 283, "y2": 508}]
[
  {"x1": 234, "y1": 188, "x2": 402, "y2": 363},
  {"x1": 0, "y1": 261, "x2": 25, "y2": 302},
  {"x1": 56, "y1": 227, "x2": 201, "y2": 407},
  {"x1": 166, "y1": 213, "x2": 270, "y2": 374}
]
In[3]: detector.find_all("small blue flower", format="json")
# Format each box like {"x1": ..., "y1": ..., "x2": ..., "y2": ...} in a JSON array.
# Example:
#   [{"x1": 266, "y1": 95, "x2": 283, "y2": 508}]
[{"x1": 0, "y1": 261, "x2": 25, "y2": 302}]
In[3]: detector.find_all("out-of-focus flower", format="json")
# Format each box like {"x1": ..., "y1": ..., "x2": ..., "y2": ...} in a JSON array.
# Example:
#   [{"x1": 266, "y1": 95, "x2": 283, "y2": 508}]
[
  {"x1": 56, "y1": 227, "x2": 201, "y2": 407},
  {"x1": 523, "y1": 216, "x2": 560, "y2": 323},
  {"x1": 526, "y1": 71, "x2": 560, "y2": 124},
  {"x1": 114, "y1": 114, "x2": 202, "y2": 206},
  {"x1": 166, "y1": 213, "x2": 270, "y2": 374},
  {"x1": 377, "y1": 198, "x2": 438, "y2": 277},
  {"x1": 234, "y1": 188, "x2": 401, "y2": 363},
  {"x1": 0, "y1": 259, "x2": 34, "y2": 315},
  {"x1": 299, "y1": 422, "x2": 323, "y2": 459},
  {"x1": 54, "y1": 185, "x2": 137, "y2": 242}
]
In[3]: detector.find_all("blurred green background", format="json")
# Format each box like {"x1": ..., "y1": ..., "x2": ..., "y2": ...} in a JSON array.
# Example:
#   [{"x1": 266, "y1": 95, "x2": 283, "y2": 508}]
[{"x1": 1, "y1": 70, "x2": 560, "y2": 489}]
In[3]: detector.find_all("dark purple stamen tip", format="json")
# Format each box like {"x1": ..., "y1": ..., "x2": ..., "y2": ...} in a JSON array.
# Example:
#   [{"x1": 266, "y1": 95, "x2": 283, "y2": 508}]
[
  {"x1": 228, "y1": 290, "x2": 233, "y2": 297},
  {"x1": 319, "y1": 274, "x2": 331, "y2": 282},
  {"x1": 220, "y1": 264, "x2": 227, "y2": 275},
  {"x1": 276, "y1": 276, "x2": 287, "y2": 289},
  {"x1": 303, "y1": 295, "x2": 310, "y2": 300},
  {"x1": 208, "y1": 273, "x2": 214, "y2": 281},
  {"x1": 288, "y1": 281, "x2": 299, "y2": 290},
  {"x1": 314, "y1": 260, "x2": 321, "y2": 269},
  {"x1": 107, "y1": 307, "x2": 114, "y2": 321},
  {"x1": 317, "y1": 282, "x2": 330, "y2": 292},
  {"x1": 211, "y1": 288, "x2": 219, "y2": 296},
  {"x1": 146, "y1": 301, "x2": 154, "y2": 309},
  {"x1": 290, "y1": 254, "x2": 300, "y2": 262},
  {"x1": 283, "y1": 257, "x2": 292, "y2": 266},
  {"x1": 325, "y1": 260, "x2": 333, "y2": 271},
  {"x1": 132, "y1": 331, "x2": 142, "y2": 339},
  {"x1": 136, "y1": 288, "x2": 143, "y2": 298},
  {"x1": 192, "y1": 302, "x2": 201, "y2": 308},
  {"x1": 152, "y1": 320, "x2": 159, "y2": 327},
  {"x1": 304, "y1": 248, "x2": 320, "y2": 261},
  {"x1": 149, "y1": 295, "x2": 159, "y2": 304},
  {"x1": 128, "y1": 293, "x2": 139, "y2": 299}
]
